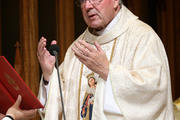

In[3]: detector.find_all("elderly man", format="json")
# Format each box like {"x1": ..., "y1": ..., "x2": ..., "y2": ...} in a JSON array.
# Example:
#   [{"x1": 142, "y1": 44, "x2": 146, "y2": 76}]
[{"x1": 37, "y1": 0, "x2": 174, "y2": 119}]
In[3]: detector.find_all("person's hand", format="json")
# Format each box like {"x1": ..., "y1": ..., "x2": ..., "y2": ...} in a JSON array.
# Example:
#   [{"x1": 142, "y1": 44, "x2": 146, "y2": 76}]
[
  {"x1": 6, "y1": 95, "x2": 37, "y2": 120},
  {"x1": 72, "y1": 40, "x2": 109, "y2": 80},
  {"x1": 37, "y1": 37, "x2": 56, "y2": 81},
  {"x1": 0, "y1": 113, "x2": 5, "y2": 119}
]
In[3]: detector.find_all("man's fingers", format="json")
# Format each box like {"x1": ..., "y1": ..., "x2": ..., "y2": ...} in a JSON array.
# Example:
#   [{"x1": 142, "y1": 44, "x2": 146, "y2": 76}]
[
  {"x1": 94, "y1": 41, "x2": 102, "y2": 52},
  {"x1": 37, "y1": 37, "x2": 57, "y2": 59},
  {"x1": 72, "y1": 45, "x2": 84, "y2": 58},
  {"x1": 51, "y1": 40, "x2": 57, "y2": 45},
  {"x1": 74, "y1": 40, "x2": 94, "y2": 57},
  {"x1": 72, "y1": 45, "x2": 90, "y2": 62},
  {"x1": 38, "y1": 37, "x2": 46, "y2": 51},
  {"x1": 78, "y1": 40, "x2": 95, "y2": 52},
  {"x1": 37, "y1": 37, "x2": 47, "y2": 57}
]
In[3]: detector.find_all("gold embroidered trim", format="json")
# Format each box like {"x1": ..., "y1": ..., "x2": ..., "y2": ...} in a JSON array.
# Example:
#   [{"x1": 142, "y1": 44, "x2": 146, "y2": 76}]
[{"x1": 78, "y1": 64, "x2": 84, "y2": 120}]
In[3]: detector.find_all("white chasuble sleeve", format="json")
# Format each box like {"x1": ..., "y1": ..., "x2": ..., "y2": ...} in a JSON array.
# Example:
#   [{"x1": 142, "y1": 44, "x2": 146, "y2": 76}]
[
  {"x1": 105, "y1": 31, "x2": 173, "y2": 120},
  {"x1": 38, "y1": 79, "x2": 49, "y2": 107},
  {"x1": 38, "y1": 66, "x2": 63, "y2": 120},
  {"x1": 104, "y1": 75, "x2": 122, "y2": 115}
]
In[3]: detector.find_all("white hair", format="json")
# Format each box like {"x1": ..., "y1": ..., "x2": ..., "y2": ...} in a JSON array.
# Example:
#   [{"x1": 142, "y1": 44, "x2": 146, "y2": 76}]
[{"x1": 119, "y1": 0, "x2": 123, "y2": 5}]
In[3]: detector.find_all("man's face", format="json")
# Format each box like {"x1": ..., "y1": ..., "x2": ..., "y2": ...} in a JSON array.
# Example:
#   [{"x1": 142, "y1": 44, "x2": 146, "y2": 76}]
[{"x1": 81, "y1": 0, "x2": 119, "y2": 30}]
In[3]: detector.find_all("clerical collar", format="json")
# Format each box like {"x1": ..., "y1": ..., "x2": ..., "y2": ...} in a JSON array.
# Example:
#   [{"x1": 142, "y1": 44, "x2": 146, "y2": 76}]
[{"x1": 91, "y1": 10, "x2": 121, "y2": 36}]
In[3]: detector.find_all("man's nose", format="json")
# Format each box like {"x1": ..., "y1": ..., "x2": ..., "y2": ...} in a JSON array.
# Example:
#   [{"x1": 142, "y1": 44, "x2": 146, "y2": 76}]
[{"x1": 84, "y1": 0, "x2": 94, "y2": 10}]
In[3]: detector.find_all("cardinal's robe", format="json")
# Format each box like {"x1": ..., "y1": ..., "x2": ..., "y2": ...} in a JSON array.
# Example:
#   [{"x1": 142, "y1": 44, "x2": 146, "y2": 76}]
[{"x1": 38, "y1": 5, "x2": 174, "y2": 120}]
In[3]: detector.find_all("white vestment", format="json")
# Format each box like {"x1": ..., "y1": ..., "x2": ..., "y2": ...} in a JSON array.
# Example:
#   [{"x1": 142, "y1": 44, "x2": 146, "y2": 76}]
[{"x1": 38, "y1": 5, "x2": 174, "y2": 120}]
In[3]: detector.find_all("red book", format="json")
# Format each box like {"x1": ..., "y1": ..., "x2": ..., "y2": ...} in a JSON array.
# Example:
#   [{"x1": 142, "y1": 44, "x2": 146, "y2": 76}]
[{"x1": 0, "y1": 56, "x2": 43, "y2": 114}]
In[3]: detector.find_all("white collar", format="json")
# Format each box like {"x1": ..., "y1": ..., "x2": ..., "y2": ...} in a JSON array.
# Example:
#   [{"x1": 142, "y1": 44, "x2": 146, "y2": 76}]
[{"x1": 95, "y1": 10, "x2": 121, "y2": 35}]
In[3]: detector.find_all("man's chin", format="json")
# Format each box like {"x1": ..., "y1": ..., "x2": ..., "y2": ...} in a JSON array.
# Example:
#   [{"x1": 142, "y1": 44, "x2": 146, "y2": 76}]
[{"x1": 89, "y1": 24, "x2": 103, "y2": 31}]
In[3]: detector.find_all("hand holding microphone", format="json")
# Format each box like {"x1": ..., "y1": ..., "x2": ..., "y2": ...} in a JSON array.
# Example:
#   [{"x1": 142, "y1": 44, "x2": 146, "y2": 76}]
[
  {"x1": 37, "y1": 37, "x2": 56, "y2": 81},
  {"x1": 37, "y1": 37, "x2": 66, "y2": 120}
]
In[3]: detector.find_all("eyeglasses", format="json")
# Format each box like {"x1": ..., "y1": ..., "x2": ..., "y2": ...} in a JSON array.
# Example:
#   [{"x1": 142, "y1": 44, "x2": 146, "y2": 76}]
[
  {"x1": 80, "y1": 0, "x2": 103, "y2": 4},
  {"x1": 76, "y1": 0, "x2": 103, "y2": 6}
]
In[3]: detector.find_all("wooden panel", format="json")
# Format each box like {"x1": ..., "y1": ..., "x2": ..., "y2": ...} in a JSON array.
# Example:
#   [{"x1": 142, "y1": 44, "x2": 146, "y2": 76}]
[
  {"x1": 125, "y1": 0, "x2": 148, "y2": 20},
  {"x1": 56, "y1": 0, "x2": 75, "y2": 63},
  {"x1": 38, "y1": 0, "x2": 57, "y2": 41},
  {"x1": 156, "y1": 0, "x2": 175, "y2": 99},
  {"x1": 74, "y1": 2, "x2": 87, "y2": 39},
  {"x1": 19, "y1": 0, "x2": 40, "y2": 119},
  {"x1": 174, "y1": 0, "x2": 180, "y2": 99},
  {"x1": 1, "y1": 0, "x2": 19, "y2": 65}
]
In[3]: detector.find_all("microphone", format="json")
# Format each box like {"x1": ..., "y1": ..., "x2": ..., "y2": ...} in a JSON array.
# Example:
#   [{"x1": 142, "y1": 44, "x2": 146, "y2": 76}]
[
  {"x1": 48, "y1": 44, "x2": 66, "y2": 120},
  {"x1": 48, "y1": 44, "x2": 60, "y2": 56}
]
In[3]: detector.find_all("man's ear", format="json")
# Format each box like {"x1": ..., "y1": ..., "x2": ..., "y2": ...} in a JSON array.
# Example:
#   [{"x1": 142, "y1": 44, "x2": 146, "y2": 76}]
[{"x1": 113, "y1": 0, "x2": 120, "y2": 9}]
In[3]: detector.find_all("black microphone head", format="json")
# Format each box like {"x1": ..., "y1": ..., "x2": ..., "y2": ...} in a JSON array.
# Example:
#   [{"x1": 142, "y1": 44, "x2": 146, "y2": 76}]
[{"x1": 48, "y1": 44, "x2": 60, "y2": 56}]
